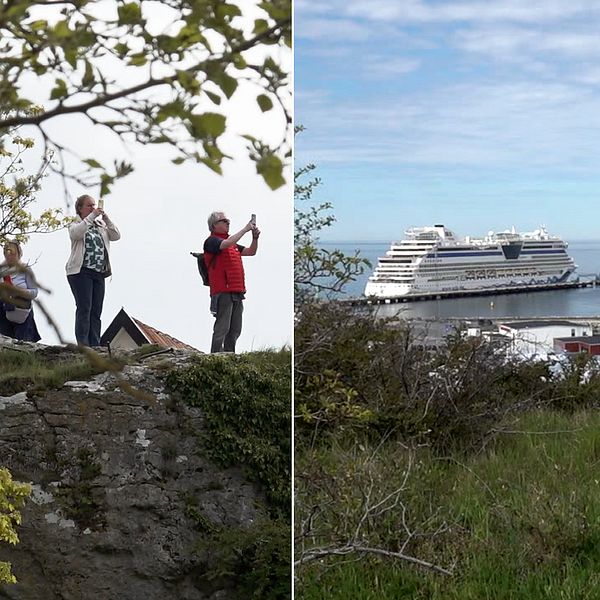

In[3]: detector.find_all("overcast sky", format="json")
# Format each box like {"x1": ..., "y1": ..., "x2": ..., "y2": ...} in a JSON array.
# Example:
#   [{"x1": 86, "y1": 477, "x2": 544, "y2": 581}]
[
  {"x1": 9, "y1": 2, "x2": 292, "y2": 352},
  {"x1": 296, "y1": 0, "x2": 600, "y2": 242}
]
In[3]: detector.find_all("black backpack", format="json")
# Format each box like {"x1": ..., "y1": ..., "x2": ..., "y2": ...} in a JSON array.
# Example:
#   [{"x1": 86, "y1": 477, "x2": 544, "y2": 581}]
[{"x1": 191, "y1": 252, "x2": 216, "y2": 286}]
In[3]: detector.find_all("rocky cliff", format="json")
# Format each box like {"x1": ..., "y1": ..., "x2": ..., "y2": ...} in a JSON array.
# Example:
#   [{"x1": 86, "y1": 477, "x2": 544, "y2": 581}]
[{"x1": 0, "y1": 339, "x2": 291, "y2": 600}]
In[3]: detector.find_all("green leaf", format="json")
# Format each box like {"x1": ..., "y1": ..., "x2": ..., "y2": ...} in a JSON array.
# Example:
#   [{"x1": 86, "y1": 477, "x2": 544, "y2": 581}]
[
  {"x1": 53, "y1": 20, "x2": 71, "y2": 39},
  {"x1": 157, "y1": 34, "x2": 181, "y2": 53},
  {"x1": 50, "y1": 79, "x2": 68, "y2": 100},
  {"x1": 114, "y1": 42, "x2": 129, "y2": 57},
  {"x1": 82, "y1": 61, "x2": 94, "y2": 87},
  {"x1": 216, "y1": 3, "x2": 242, "y2": 19},
  {"x1": 5, "y1": 4, "x2": 28, "y2": 21},
  {"x1": 204, "y1": 142, "x2": 224, "y2": 162},
  {"x1": 253, "y1": 19, "x2": 269, "y2": 35},
  {"x1": 100, "y1": 173, "x2": 114, "y2": 196},
  {"x1": 256, "y1": 153, "x2": 285, "y2": 190},
  {"x1": 258, "y1": 2, "x2": 290, "y2": 21},
  {"x1": 31, "y1": 60, "x2": 46, "y2": 76},
  {"x1": 232, "y1": 54, "x2": 247, "y2": 70},
  {"x1": 129, "y1": 53, "x2": 147, "y2": 67},
  {"x1": 217, "y1": 73, "x2": 237, "y2": 99},
  {"x1": 205, "y1": 64, "x2": 238, "y2": 99},
  {"x1": 29, "y1": 20, "x2": 48, "y2": 31},
  {"x1": 172, "y1": 157, "x2": 185, "y2": 165},
  {"x1": 83, "y1": 158, "x2": 102, "y2": 169},
  {"x1": 114, "y1": 160, "x2": 133, "y2": 177},
  {"x1": 65, "y1": 48, "x2": 77, "y2": 68},
  {"x1": 188, "y1": 113, "x2": 226, "y2": 139},
  {"x1": 176, "y1": 70, "x2": 200, "y2": 94},
  {"x1": 204, "y1": 91, "x2": 221, "y2": 105},
  {"x1": 177, "y1": 25, "x2": 204, "y2": 46},
  {"x1": 118, "y1": 2, "x2": 142, "y2": 25},
  {"x1": 100, "y1": 183, "x2": 111, "y2": 196},
  {"x1": 198, "y1": 156, "x2": 223, "y2": 175},
  {"x1": 156, "y1": 100, "x2": 187, "y2": 123},
  {"x1": 256, "y1": 94, "x2": 273, "y2": 112}
]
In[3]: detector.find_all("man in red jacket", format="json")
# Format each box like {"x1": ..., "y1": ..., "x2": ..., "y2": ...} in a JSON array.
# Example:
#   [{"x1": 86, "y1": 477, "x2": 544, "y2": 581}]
[{"x1": 203, "y1": 211, "x2": 260, "y2": 353}]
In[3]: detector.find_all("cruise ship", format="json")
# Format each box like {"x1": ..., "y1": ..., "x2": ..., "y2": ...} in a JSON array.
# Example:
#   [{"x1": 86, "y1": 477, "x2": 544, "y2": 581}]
[{"x1": 364, "y1": 225, "x2": 577, "y2": 298}]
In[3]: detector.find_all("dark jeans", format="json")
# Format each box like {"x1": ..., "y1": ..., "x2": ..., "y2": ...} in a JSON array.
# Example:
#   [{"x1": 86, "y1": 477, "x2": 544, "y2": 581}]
[
  {"x1": 210, "y1": 293, "x2": 244, "y2": 353},
  {"x1": 0, "y1": 307, "x2": 41, "y2": 342},
  {"x1": 67, "y1": 268, "x2": 105, "y2": 347}
]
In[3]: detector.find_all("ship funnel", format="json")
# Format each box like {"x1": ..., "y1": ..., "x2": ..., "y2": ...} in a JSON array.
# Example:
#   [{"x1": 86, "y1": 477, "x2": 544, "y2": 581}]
[{"x1": 433, "y1": 224, "x2": 446, "y2": 239}]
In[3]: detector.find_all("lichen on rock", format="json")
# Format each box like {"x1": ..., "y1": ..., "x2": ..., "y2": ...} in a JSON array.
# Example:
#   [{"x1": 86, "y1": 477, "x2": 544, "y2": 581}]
[{"x1": 0, "y1": 339, "x2": 290, "y2": 599}]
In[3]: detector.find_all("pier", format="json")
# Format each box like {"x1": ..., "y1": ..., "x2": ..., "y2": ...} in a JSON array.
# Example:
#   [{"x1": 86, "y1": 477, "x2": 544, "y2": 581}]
[{"x1": 341, "y1": 280, "x2": 595, "y2": 307}]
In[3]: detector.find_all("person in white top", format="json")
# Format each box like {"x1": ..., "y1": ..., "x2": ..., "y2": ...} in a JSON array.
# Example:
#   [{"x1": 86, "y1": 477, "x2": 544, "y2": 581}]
[
  {"x1": 0, "y1": 240, "x2": 40, "y2": 342},
  {"x1": 66, "y1": 194, "x2": 120, "y2": 346}
]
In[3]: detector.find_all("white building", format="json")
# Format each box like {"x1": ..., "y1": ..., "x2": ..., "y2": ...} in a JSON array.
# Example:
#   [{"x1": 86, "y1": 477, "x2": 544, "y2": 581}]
[{"x1": 497, "y1": 320, "x2": 591, "y2": 357}]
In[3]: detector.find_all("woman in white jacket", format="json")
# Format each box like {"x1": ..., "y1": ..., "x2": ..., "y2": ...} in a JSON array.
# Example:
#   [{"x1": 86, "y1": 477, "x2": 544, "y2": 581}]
[
  {"x1": 0, "y1": 240, "x2": 41, "y2": 342},
  {"x1": 66, "y1": 194, "x2": 120, "y2": 346}
]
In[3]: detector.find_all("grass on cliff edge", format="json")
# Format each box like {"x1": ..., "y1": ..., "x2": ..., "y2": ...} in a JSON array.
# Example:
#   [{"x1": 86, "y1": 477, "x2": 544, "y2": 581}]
[
  {"x1": 0, "y1": 348, "x2": 102, "y2": 395},
  {"x1": 296, "y1": 408, "x2": 600, "y2": 600}
]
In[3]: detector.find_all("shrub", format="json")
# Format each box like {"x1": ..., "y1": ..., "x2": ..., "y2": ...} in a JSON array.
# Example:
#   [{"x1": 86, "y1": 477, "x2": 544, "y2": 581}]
[
  {"x1": 295, "y1": 303, "x2": 529, "y2": 452},
  {"x1": 167, "y1": 351, "x2": 291, "y2": 599},
  {"x1": 166, "y1": 351, "x2": 291, "y2": 516},
  {"x1": 195, "y1": 518, "x2": 291, "y2": 600},
  {"x1": 0, "y1": 467, "x2": 31, "y2": 584}
]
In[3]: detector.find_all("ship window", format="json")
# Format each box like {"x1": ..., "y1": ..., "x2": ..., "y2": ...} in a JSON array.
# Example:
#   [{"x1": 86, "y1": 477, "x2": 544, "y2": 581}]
[
  {"x1": 571, "y1": 329, "x2": 576, "y2": 337},
  {"x1": 501, "y1": 242, "x2": 523, "y2": 260}
]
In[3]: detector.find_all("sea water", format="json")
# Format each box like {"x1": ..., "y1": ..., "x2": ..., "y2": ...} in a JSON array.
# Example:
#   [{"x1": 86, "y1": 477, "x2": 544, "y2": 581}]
[{"x1": 322, "y1": 240, "x2": 600, "y2": 319}]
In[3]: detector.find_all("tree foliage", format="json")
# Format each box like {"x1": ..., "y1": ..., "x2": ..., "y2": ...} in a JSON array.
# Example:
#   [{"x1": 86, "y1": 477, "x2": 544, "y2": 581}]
[
  {"x1": 0, "y1": 467, "x2": 31, "y2": 584},
  {"x1": 0, "y1": 133, "x2": 69, "y2": 245},
  {"x1": 0, "y1": 0, "x2": 291, "y2": 194},
  {"x1": 294, "y1": 152, "x2": 370, "y2": 303}
]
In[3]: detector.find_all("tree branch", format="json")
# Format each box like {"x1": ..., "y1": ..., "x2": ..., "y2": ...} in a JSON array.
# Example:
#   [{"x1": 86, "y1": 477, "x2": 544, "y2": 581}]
[
  {"x1": 294, "y1": 544, "x2": 452, "y2": 576},
  {"x1": 0, "y1": 18, "x2": 291, "y2": 129}
]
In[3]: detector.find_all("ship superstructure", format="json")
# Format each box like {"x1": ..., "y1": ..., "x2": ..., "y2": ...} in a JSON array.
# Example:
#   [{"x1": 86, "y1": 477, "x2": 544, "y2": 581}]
[{"x1": 364, "y1": 225, "x2": 576, "y2": 298}]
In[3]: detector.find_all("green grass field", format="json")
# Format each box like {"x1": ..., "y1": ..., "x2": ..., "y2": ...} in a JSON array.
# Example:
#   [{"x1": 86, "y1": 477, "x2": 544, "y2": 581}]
[{"x1": 297, "y1": 409, "x2": 600, "y2": 600}]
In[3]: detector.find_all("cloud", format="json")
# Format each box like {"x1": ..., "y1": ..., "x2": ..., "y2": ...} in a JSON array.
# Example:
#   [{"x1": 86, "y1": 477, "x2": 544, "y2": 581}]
[
  {"x1": 571, "y1": 67, "x2": 600, "y2": 86},
  {"x1": 294, "y1": 0, "x2": 336, "y2": 15},
  {"x1": 456, "y1": 27, "x2": 600, "y2": 62},
  {"x1": 340, "y1": 0, "x2": 600, "y2": 24},
  {"x1": 297, "y1": 79, "x2": 600, "y2": 172},
  {"x1": 298, "y1": 47, "x2": 420, "y2": 80},
  {"x1": 294, "y1": 88, "x2": 331, "y2": 104},
  {"x1": 296, "y1": 17, "x2": 372, "y2": 41},
  {"x1": 359, "y1": 57, "x2": 421, "y2": 78}
]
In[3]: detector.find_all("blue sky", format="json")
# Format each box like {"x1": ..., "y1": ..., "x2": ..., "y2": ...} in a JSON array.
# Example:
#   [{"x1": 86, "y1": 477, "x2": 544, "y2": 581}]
[{"x1": 295, "y1": 0, "x2": 600, "y2": 242}]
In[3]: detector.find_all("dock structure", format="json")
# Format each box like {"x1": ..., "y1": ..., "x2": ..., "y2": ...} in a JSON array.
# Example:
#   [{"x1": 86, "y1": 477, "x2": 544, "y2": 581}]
[{"x1": 341, "y1": 280, "x2": 595, "y2": 307}]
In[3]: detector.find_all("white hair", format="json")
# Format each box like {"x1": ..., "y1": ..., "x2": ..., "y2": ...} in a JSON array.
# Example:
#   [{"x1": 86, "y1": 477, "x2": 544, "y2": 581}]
[{"x1": 207, "y1": 211, "x2": 226, "y2": 231}]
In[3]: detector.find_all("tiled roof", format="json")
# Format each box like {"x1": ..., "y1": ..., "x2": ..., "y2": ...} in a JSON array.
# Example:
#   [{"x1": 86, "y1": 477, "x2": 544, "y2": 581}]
[{"x1": 132, "y1": 318, "x2": 198, "y2": 351}]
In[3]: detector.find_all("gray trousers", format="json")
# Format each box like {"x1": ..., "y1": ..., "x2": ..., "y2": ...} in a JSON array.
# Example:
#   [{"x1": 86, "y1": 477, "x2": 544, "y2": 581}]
[{"x1": 210, "y1": 293, "x2": 244, "y2": 353}]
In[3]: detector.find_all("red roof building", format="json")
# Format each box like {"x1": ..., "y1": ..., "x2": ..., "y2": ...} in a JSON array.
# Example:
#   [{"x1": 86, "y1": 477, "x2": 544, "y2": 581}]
[
  {"x1": 554, "y1": 335, "x2": 600, "y2": 355},
  {"x1": 100, "y1": 308, "x2": 197, "y2": 351}
]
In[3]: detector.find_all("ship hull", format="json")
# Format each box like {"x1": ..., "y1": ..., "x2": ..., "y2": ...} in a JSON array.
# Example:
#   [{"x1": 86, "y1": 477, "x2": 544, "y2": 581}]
[{"x1": 365, "y1": 272, "x2": 574, "y2": 299}]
